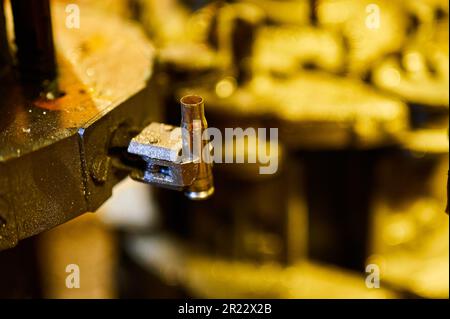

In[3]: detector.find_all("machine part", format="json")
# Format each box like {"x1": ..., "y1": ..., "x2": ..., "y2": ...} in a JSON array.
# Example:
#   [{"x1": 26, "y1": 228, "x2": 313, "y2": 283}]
[
  {"x1": 128, "y1": 123, "x2": 199, "y2": 189},
  {"x1": 401, "y1": 0, "x2": 449, "y2": 25},
  {"x1": 252, "y1": 25, "x2": 345, "y2": 76},
  {"x1": 242, "y1": 0, "x2": 310, "y2": 26},
  {"x1": 317, "y1": 0, "x2": 409, "y2": 76},
  {"x1": 210, "y1": 2, "x2": 265, "y2": 84},
  {"x1": 183, "y1": 72, "x2": 409, "y2": 150},
  {"x1": 128, "y1": 95, "x2": 214, "y2": 200},
  {"x1": 0, "y1": 1, "x2": 156, "y2": 250},
  {"x1": 372, "y1": 18, "x2": 449, "y2": 109}
]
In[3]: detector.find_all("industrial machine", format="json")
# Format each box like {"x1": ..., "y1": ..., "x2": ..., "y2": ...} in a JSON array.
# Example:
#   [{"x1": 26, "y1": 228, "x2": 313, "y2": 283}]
[{"x1": 0, "y1": 0, "x2": 448, "y2": 299}]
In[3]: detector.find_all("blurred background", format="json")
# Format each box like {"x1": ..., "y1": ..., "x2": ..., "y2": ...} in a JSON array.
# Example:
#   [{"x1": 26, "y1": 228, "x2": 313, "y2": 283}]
[{"x1": 0, "y1": 0, "x2": 448, "y2": 298}]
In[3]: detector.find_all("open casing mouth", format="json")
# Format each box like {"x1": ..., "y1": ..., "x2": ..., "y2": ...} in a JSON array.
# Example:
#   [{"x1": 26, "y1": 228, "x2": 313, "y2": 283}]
[{"x1": 180, "y1": 95, "x2": 214, "y2": 200}]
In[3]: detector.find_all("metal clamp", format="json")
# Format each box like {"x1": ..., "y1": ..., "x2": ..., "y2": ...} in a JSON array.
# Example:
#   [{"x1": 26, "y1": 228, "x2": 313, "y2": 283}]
[{"x1": 128, "y1": 95, "x2": 214, "y2": 200}]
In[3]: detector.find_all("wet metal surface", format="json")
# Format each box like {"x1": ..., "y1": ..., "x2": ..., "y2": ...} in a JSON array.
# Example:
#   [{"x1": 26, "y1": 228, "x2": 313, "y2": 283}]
[{"x1": 0, "y1": 2, "x2": 156, "y2": 250}]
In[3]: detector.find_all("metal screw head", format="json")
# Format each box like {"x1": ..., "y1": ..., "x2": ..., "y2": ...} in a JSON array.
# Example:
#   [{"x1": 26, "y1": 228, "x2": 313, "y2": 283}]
[{"x1": 90, "y1": 156, "x2": 112, "y2": 184}]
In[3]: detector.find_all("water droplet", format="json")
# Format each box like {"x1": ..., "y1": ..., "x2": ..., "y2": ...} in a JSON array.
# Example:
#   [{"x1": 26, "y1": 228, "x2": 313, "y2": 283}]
[
  {"x1": 46, "y1": 91, "x2": 56, "y2": 100},
  {"x1": 86, "y1": 68, "x2": 95, "y2": 77}
]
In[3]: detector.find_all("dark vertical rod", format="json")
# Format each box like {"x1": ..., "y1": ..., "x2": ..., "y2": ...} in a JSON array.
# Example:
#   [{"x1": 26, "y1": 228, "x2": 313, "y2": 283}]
[
  {"x1": 231, "y1": 17, "x2": 258, "y2": 85},
  {"x1": 309, "y1": 0, "x2": 318, "y2": 25},
  {"x1": 0, "y1": 0, "x2": 12, "y2": 72},
  {"x1": 10, "y1": 0, "x2": 57, "y2": 90},
  {"x1": 127, "y1": 0, "x2": 142, "y2": 22}
]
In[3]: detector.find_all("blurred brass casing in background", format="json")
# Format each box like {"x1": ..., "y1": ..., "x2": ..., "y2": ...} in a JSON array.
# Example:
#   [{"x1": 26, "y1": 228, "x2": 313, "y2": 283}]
[
  {"x1": 0, "y1": 0, "x2": 448, "y2": 299},
  {"x1": 128, "y1": 0, "x2": 448, "y2": 299}
]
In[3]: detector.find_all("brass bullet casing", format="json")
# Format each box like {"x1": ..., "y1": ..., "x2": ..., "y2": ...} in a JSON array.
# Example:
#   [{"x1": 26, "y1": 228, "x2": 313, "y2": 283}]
[{"x1": 180, "y1": 95, "x2": 214, "y2": 200}]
